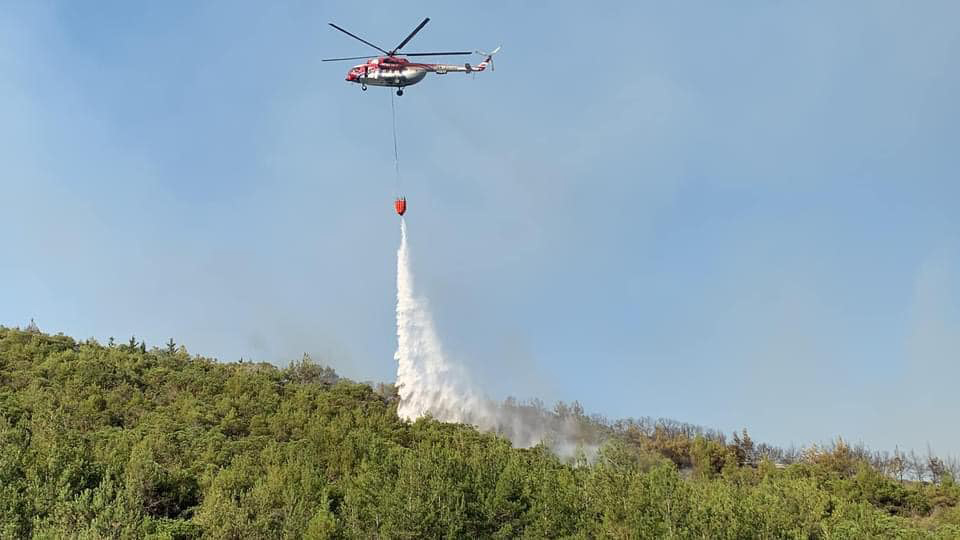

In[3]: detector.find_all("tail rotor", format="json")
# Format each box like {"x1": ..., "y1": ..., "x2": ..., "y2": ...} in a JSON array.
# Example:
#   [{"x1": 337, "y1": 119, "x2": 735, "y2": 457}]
[{"x1": 474, "y1": 46, "x2": 501, "y2": 71}]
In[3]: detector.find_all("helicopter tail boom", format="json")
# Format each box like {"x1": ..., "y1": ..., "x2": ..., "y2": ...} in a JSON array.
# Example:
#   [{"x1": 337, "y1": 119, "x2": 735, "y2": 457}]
[{"x1": 426, "y1": 47, "x2": 500, "y2": 74}]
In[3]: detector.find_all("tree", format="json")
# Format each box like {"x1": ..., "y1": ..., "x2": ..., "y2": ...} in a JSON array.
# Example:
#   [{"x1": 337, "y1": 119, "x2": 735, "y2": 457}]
[
  {"x1": 285, "y1": 353, "x2": 339, "y2": 386},
  {"x1": 928, "y1": 446, "x2": 947, "y2": 485},
  {"x1": 889, "y1": 448, "x2": 907, "y2": 484},
  {"x1": 731, "y1": 429, "x2": 756, "y2": 466},
  {"x1": 907, "y1": 450, "x2": 926, "y2": 483},
  {"x1": 946, "y1": 456, "x2": 960, "y2": 483},
  {"x1": 691, "y1": 436, "x2": 732, "y2": 478}
]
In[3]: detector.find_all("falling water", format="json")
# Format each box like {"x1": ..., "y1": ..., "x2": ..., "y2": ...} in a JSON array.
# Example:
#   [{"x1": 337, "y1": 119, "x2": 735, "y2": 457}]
[
  {"x1": 394, "y1": 219, "x2": 495, "y2": 425},
  {"x1": 394, "y1": 219, "x2": 599, "y2": 459}
]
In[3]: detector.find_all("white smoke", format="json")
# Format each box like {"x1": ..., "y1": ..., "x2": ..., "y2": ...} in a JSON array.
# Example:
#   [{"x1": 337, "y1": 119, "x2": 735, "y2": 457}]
[{"x1": 394, "y1": 220, "x2": 598, "y2": 459}]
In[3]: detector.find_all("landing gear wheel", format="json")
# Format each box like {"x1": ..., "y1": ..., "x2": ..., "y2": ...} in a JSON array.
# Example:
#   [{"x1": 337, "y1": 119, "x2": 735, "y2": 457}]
[
  {"x1": 396, "y1": 88, "x2": 404, "y2": 96},
  {"x1": 361, "y1": 84, "x2": 367, "y2": 91}
]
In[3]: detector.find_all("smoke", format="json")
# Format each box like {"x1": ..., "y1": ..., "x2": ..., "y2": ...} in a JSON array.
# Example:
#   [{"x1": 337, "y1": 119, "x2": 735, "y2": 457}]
[{"x1": 394, "y1": 220, "x2": 599, "y2": 459}]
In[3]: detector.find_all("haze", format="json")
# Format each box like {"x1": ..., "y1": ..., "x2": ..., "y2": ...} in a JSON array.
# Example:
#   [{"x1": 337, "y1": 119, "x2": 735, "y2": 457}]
[{"x1": 2, "y1": 2, "x2": 958, "y2": 456}]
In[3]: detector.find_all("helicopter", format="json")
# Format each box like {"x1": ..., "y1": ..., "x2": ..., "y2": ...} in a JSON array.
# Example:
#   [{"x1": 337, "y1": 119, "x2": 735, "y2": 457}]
[{"x1": 323, "y1": 17, "x2": 499, "y2": 95}]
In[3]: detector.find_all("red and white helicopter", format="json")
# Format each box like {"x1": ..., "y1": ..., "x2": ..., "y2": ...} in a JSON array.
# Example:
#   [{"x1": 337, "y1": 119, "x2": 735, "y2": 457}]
[{"x1": 323, "y1": 17, "x2": 499, "y2": 96}]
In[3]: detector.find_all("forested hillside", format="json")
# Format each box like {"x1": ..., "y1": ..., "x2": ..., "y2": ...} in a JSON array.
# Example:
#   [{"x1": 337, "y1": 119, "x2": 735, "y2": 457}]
[{"x1": 1, "y1": 326, "x2": 959, "y2": 538}]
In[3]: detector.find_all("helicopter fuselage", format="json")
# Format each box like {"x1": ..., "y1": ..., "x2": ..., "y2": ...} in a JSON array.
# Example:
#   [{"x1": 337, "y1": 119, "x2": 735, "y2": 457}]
[
  {"x1": 348, "y1": 61, "x2": 429, "y2": 88},
  {"x1": 345, "y1": 56, "x2": 490, "y2": 90}
]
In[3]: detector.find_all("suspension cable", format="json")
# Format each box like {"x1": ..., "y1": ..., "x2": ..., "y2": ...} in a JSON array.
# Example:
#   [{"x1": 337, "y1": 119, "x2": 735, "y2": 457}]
[{"x1": 390, "y1": 90, "x2": 401, "y2": 194}]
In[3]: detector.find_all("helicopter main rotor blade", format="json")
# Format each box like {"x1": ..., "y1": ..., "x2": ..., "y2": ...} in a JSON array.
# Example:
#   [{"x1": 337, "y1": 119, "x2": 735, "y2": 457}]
[
  {"x1": 390, "y1": 17, "x2": 430, "y2": 55},
  {"x1": 403, "y1": 51, "x2": 472, "y2": 57},
  {"x1": 321, "y1": 55, "x2": 374, "y2": 62},
  {"x1": 328, "y1": 23, "x2": 389, "y2": 55}
]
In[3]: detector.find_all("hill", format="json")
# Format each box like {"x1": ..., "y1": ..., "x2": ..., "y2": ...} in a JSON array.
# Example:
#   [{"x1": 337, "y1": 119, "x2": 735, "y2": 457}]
[{"x1": 1, "y1": 326, "x2": 959, "y2": 538}]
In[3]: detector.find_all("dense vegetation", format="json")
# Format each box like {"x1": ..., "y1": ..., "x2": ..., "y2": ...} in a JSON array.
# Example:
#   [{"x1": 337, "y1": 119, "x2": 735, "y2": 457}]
[{"x1": 1, "y1": 326, "x2": 959, "y2": 538}]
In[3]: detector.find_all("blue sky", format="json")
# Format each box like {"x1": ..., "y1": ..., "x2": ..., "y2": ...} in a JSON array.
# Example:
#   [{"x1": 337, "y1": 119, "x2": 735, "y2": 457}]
[{"x1": 2, "y1": 1, "x2": 958, "y2": 455}]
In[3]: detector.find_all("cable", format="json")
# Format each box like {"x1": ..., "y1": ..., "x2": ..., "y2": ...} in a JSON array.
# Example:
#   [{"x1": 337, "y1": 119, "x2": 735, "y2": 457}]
[{"x1": 390, "y1": 90, "x2": 401, "y2": 194}]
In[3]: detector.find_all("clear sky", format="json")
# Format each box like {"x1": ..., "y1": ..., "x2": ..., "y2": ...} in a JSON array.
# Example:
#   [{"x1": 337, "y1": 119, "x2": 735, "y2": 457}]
[{"x1": 2, "y1": 1, "x2": 958, "y2": 455}]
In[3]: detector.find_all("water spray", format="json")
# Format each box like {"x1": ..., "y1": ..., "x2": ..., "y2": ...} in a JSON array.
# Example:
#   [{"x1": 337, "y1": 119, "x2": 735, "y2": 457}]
[{"x1": 393, "y1": 220, "x2": 599, "y2": 459}]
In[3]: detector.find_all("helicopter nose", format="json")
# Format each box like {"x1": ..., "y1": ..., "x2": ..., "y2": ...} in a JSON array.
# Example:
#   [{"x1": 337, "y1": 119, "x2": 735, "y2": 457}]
[{"x1": 346, "y1": 71, "x2": 357, "y2": 81}]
